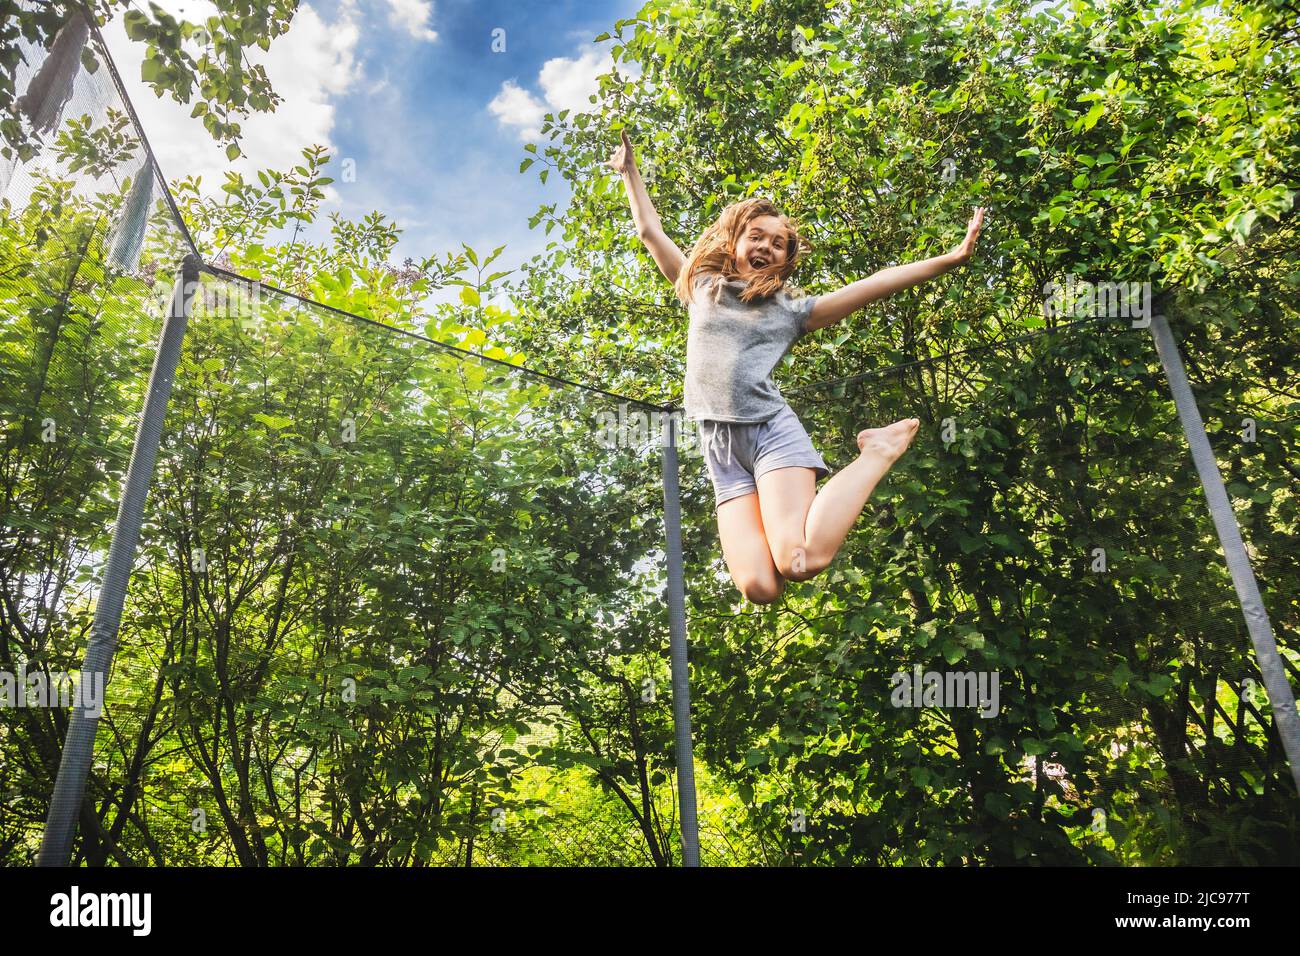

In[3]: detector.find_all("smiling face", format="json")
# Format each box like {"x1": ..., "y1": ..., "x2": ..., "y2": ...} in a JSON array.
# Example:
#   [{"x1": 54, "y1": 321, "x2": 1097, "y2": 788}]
[
  {"x1": 675, "y1": 197, "x2": 808, "y2": 305},
  {"x1": 733, "y1": 214, "x2": 791, "y2": 279}
]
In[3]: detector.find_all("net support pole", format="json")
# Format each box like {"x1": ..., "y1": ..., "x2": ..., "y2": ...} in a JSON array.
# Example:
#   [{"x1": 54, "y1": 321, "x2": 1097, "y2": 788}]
[
  {"x1": 37, "y1": 253, "x2": 201, "y2": 866},
  {"x1": 1148, "y1": 308, "x2": 1300, "y2": 795},
  {"x1": 661, "y1": 410, "x2": 701, "y2": 866}
]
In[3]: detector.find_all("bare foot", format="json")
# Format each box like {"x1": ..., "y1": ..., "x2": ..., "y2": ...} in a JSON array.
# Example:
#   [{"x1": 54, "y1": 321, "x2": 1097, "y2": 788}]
[{"x1": 857, "y1": 418, "x2": 920, "y2": 464}]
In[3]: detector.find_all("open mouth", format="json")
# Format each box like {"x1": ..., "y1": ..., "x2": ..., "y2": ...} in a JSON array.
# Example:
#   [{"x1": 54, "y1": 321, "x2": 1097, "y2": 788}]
[{"x1": 749, "y1": 255, "x2": 769, "y2": 269}]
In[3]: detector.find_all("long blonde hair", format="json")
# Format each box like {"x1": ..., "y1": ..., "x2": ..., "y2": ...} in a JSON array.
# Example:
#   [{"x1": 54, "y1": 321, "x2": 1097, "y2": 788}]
[{"x1": 674, "y1": 196, "x2": 811, "y2": 306}]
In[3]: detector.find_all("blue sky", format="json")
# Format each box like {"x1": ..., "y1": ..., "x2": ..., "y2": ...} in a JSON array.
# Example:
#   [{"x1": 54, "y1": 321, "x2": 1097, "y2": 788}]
[{"x1": 103, "y1": 0, "x2": 643, "y2": 298}]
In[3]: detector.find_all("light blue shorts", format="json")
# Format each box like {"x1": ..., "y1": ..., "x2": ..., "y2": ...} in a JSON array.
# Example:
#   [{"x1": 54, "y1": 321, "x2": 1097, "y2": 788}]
[{"x1": 699, "y1": 404, "x2": 831, "y2": 510}]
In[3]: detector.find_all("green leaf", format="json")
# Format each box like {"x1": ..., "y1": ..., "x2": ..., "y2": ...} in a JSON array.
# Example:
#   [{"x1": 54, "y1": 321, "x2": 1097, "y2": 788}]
[{"x1": 251, "y1": 413, "x2": 294, "y2": 430}]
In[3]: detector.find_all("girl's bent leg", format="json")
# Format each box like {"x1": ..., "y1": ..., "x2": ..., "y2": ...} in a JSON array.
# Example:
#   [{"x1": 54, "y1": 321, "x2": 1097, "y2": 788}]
[
  {"x1": 758, "y1": 418, "x2": 919, "y2": 581},
  {"x1": 716, "y1": 492, "x2": 785, "y2": 604}
]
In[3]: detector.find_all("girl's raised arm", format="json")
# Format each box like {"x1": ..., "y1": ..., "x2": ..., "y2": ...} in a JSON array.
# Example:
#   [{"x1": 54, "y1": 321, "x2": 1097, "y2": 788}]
[
  {"x1": 608, "y1": 129, "x2": 685, "y2": 284},
  {"x1": 806, "y1": 207, "x2": 986, "y2": 331}
]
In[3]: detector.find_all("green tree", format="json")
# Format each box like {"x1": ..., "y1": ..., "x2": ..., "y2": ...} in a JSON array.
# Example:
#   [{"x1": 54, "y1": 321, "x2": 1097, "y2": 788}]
[{"x1": 508, "y1": 0, "x2": 1299, "y2": 863}]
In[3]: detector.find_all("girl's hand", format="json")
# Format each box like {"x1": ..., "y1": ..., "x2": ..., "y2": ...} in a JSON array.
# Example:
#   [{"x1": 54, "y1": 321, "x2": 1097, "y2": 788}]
[
  {"x1": 949, "y1": 206, "x2": 986, "y2": 265},
  {"x1": 607, "y1": 128, "x2": 636, "y2": 176}
]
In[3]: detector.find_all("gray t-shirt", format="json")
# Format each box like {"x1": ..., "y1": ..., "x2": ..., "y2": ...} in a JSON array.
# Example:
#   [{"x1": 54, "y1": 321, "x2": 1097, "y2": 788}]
[{"x1": 683, "y1": 274, "x2": 820, "y2": 423}]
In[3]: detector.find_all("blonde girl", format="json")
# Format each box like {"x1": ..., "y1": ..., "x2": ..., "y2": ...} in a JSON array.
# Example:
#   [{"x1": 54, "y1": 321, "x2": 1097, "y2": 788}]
[{"x1": 609, "y1": 130, "x2": 984, "y2": 604}]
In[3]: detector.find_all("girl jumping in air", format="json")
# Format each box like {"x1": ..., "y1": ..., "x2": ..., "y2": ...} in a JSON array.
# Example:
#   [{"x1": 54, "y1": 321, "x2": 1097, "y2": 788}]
[{"x1": 609, "y1": 130, "x2": 984, "y2": 605}]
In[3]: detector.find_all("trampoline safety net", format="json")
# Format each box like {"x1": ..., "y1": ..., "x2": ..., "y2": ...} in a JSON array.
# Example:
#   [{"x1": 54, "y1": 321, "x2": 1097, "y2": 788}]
[{"x1": 1, "y1": 4, "x2": 1296, "y2": 866}]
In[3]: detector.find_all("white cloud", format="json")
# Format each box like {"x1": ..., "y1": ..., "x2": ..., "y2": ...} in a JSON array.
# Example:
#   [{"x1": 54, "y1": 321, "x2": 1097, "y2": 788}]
[
  {"x1": 489, "y1": 48, "x2": 610, "y2": 142},
  {"x1": 487, "y1": 80, "x2": 548, "y2": 142},
  {"x1": 384, "y1": 0, "x2": 438, "y2": 43},
  {"x1": 538, "y1": 48, "x2": 607, "y2": 114},
  {"x1": 103, "y1": 1, "x2": 361, "y2": 204}
]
